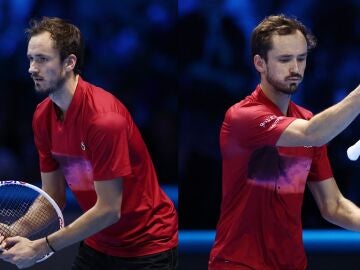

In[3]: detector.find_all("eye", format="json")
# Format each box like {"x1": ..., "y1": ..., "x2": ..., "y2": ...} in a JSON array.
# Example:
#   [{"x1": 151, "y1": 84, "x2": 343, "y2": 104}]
[
  {"x1": 278, "y1": 58, "x2": 291, "y2": 63},
  {"x1": 297, "y1": 57, "x2": 306, "y2": 62},
  {"x1": 32, "y1": 56, "x2": 48, "y2": 63},
  {"x1": 37, "y1": 57, "x2": 48, "y2": 63}
]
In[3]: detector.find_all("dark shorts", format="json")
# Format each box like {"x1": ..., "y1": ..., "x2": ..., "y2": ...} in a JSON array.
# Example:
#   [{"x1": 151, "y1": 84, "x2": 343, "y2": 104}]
[{"x1": 71, "y1": 242, "x2": 178, "y2": 270}]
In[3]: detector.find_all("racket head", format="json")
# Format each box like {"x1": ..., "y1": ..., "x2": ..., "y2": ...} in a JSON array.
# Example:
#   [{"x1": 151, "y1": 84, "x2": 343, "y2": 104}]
[{"x1": 0, "y1": 180, "x2": 64, "y2": 262}]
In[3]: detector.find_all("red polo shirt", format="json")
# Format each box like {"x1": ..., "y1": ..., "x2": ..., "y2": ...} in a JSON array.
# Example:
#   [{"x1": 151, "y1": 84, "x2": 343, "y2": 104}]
[
  {"x1": 33, "y1": 77, "x2": 178, "y2": 257},
  {"x1": 209, "y1": 85, "x2": 333, "y2": 269}
]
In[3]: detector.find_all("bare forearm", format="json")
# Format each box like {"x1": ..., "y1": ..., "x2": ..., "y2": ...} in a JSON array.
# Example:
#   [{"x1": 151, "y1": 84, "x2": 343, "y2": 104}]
[
  {"x1": 305, "y1": 86, "x2": 360, "y2": 145},
  {"x1": 278, "y1": 85, "x2": 360, "y2": 147},
  {"x1": 323, "y1": 197, "x2": 360, "y2": 231},
  {"x1": 45, "y1": 204, "x2": 120, "y2": 251}
]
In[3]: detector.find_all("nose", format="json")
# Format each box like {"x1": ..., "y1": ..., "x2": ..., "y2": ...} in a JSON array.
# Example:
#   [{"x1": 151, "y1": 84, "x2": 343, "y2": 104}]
[
  {"x1": 28, "y1": 61, "x2": 38, "y2": 74},
  {"x1": 289, "y1": 59, "x2": 300, "y2": 73}
]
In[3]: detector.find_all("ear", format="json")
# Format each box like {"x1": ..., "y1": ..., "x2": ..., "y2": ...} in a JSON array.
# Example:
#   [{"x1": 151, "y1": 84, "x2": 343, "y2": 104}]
[
  {"x1": 63, "y1": 54, "x2": 77, "y2": 72},
  {"x1": 253, "y1": 54, "x2": 266, "y2": 73}
]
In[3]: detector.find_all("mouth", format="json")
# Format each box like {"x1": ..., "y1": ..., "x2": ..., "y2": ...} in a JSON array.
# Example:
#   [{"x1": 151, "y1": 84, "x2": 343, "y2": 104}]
[
  {"x1": 32, "y1": 77, "x2": 44, "y2": 83},
  {"x1": 287, "y1": 77, "x2": 302, "y2": 81},
  {"x1": 286, "y1": 75, "x2": 303, "y2": 82}
]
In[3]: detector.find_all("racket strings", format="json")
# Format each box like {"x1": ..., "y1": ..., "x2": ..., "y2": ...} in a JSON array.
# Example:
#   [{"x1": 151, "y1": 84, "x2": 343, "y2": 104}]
[
  {"x1": 18, "y1": 196, "x2": 59, "y2": 239},
  {"x1": 0, "y1": 185, "x2": 34, "y2": 236},
  {"x1": 0, "y1": 223, "x2": 11, "y2": 238},
  {"x1": 0, "y1": 185, "x2": 61, "y2": 240}
]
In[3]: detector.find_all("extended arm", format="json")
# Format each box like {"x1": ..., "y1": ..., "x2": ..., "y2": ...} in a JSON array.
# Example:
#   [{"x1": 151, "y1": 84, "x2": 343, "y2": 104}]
[
  {"x1": 46, "y1": 178, "x2": 123, "y2": 251},
  {"x1": 0, "y1": 170, "x2": 67, "y2": 239},
  {"x1": 308, "y1": 178, "x2": 360, "y2": 231},
  {"x1": 277, "y1": 84, "x2": 360, "y2": 147},
  {"x1": 0, "y1": 175, "x2": 122, "y2": 268}
]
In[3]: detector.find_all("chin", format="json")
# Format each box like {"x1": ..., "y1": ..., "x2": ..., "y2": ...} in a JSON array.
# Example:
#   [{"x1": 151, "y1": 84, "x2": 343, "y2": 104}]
[
  {"x1": 34, "y1": 86, "x2": 50, "y2": 95},
  {"x1": 289, "y1": 83, "x2": 300, "y2": 92},
  {"x1": 276, "y1": 85, "x2": 299, "y2": 95}
]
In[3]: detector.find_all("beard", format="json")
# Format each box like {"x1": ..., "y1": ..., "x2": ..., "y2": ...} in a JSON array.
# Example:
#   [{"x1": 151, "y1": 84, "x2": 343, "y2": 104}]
[
  {"x1": 34, "y1": 75, "x2": 66, "y2": 96},
  {"x1": 266, "y1": 71, "x2": 303, "y2": 95}
]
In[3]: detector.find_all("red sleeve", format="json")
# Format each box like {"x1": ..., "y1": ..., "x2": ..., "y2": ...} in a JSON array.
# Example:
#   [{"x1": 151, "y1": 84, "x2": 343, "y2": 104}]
[
  {"x1": 224, "y1": 105, "x2": 296, "y2": 148},
  {"x1": 87, "y1": 112, "x2": 132, "y2": 181},
  {"x1": 307, "y1": 145, "x2": 333, "y2": 181},
  {"x1": 32, "y1": 108, "x2": 59, "y2": 172}
]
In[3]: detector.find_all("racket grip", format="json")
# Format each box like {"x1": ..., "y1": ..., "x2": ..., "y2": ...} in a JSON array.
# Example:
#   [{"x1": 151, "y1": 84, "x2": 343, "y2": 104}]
[{"x1": 347, "y1": 139, "x2": 360, "y2": 161}]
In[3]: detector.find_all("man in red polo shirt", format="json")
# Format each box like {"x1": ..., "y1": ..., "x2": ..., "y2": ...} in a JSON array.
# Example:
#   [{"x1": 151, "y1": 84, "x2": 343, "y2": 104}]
[
  {"x1": 209, "y1": 14, "x2": 360, "y2": 269},
  {"x1": 0, "y1": 17, "x2": 178, "y2": 270}
]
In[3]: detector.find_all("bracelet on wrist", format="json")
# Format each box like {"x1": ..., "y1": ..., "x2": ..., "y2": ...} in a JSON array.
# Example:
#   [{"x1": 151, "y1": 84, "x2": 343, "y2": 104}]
[{"x1": 45, "y1": 235, "x2": 56, "y2": 253}]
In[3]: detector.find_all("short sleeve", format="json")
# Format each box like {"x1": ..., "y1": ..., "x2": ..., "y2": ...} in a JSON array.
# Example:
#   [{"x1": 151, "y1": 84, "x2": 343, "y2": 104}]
[
  {"x1": 32, "y1": 110, "x2": 59, "y2": 172},
  {"x1": 223, "y1": 105, "x2": 296, "y2": 148},
  {"x1": 87, "y1": 112, "x2": 132, "y2": 181},
  {"x1": 307, "y1": 145, "x2": 333, "y2": 182}
]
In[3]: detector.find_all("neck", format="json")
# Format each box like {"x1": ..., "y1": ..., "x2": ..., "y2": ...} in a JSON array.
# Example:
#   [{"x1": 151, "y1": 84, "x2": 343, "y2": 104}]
[
  {"x1": 260, "y1": 80, "x2": 291, "y2": 115},
  {"x1": 49, "y1": 74, "x2": 79, "y2": 113}
]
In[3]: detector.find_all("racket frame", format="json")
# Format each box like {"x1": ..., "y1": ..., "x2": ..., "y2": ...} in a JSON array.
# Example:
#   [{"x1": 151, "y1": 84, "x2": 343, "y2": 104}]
[{"x1": 0, "y1": 180, "x2": 65, "y2": 262}]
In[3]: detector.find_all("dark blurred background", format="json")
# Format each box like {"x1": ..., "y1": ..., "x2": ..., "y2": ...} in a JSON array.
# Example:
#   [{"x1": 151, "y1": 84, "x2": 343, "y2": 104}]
[
  {"x1": 0, "y1": 0, "x2": 177, "y2": 186},
  {"x1": 2, "y1": 0, "x2": 360, "y2": 269}
]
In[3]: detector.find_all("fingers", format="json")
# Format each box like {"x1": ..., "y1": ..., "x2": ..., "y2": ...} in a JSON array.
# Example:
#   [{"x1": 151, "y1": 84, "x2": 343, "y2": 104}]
[
  {"x1": 0, "y1": 237, "x2": 36, "y2": 269},
  {"x1": 0, "y1": 238, "x2": 17, "y2": 261},
  {"x1": 0, "y1": 236, "x2": 21, "y2": 252},
  {"x1": 0, "y1": 238, "x2": 16, "y2": 265},
  {"x1": 3, "y1": 236, "x2": 21, "y2": 246}
]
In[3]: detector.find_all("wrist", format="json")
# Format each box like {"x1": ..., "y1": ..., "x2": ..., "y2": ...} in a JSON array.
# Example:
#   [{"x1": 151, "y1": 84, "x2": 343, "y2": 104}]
[
  {"x1": 33, "y1": 237, "x2": 52, "y2": 258},
  {"x1": 45, "y1": 235, "x2": 56, "y2": 253}
]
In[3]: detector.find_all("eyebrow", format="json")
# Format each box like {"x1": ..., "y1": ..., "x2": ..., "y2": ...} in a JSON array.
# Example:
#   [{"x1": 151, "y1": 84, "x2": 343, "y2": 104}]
[
  {"x1": 277, "y1": 53, "x2": 307, "y2": 58},
  {"x1": 27, "y1": 53, "x2": 49, "y2": 58}
]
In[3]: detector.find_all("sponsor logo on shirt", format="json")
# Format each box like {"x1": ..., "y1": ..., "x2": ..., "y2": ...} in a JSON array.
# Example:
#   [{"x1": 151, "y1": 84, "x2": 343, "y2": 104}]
[
  {"x1": 80, "y1": 141, "x2": 86, "y2": 151},
  {"x1": 259, "y1": 115, "x2": 279, "y2": 128},
  {"x1": 269, "y1": 117, "x2": 281, "y2": 129}
]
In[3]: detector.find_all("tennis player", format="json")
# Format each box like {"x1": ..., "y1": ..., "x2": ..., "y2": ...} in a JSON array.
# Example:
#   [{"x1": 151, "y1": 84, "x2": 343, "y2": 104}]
[
  {"x1": 209, "y1": 14, "x2": 360, "y2": 269},
  {"x1": 0, "y1": 17, "x2": 178, "y2": 270}
]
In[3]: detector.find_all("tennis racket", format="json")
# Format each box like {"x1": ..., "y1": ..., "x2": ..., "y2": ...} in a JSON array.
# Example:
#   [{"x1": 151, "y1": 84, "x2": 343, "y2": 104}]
[
  {"x1": 0, "y1": 180, "x2": 64, "y2": 262},
  {"x1": 347, "y1": 139, "x2": 360, "y2": 161}
]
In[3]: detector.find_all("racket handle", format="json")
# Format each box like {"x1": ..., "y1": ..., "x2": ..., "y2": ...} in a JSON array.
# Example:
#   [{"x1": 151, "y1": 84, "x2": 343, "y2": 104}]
[{"x1": 347, "y1": 139, "x2": 360, "y2": 161}]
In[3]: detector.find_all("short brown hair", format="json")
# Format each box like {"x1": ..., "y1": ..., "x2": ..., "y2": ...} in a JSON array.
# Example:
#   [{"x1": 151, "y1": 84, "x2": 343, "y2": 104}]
[
  {"x1": 25, "y1": 17, "x2": 84, "y2": 74},
  {"x1": 251, "y1": 14, "x2": 317, "y2": 61}
]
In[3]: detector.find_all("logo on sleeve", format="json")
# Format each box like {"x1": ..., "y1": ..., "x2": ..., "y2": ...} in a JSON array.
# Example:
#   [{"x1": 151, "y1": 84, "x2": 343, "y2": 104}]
[{"x1": 259, "y1": 115, "x2": 279, "y2": 128}]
